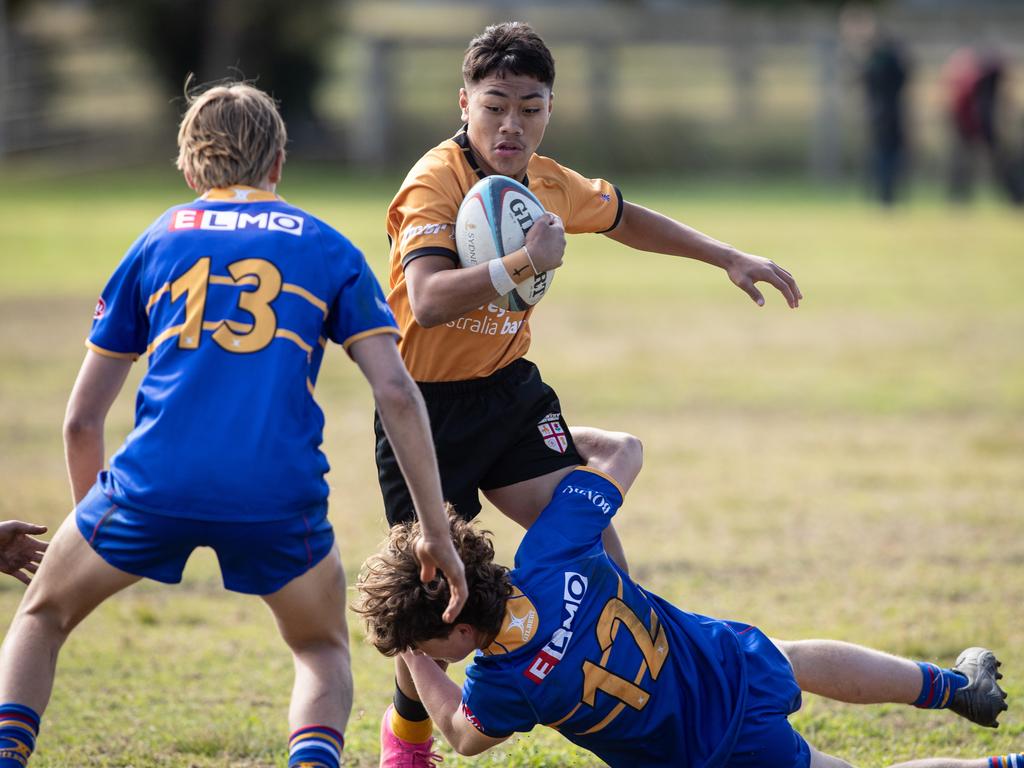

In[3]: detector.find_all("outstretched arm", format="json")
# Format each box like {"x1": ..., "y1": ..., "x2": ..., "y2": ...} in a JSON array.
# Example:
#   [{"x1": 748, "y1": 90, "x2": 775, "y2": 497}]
[
  {"x1": 399, "y1": 651, "x2": 509, "y2": 756},
  {"x1": 349, "y1": 334, "x2": 467, "y2": 622},
  {"x1": 64, "y1": 351, "x2": 134, "y2": 506},
  {"x1": 605, "y1": 201, "x2": 802, "y2": 308}
]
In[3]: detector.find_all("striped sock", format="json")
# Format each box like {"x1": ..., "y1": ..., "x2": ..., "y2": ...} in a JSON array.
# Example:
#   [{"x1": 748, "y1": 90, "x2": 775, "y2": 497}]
[
  {"x1": 0, "y1": 703, "x2": 40, "y2": 767},
  {"x1": 390, "y1": 706, "x2": 433, "y2": 743},
  {"x1": 288, "y1": 724, "x2": 343, "y2": 768},
  {"x1": 913, "y1": 661, "x2": 967, "y2": 709},
  {"x1": 989, "y1": 756, "x2": 1024, "y2": 768}
]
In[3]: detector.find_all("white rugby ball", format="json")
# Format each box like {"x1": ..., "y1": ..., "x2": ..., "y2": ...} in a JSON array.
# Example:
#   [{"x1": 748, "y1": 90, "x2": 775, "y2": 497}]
[{"x1": 455, "y1": 175, "x2": 553, "y2": 311}]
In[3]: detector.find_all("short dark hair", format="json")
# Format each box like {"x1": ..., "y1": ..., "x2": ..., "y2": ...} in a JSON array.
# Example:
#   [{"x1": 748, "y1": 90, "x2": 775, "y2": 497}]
[
  {"x1": 354, "y1": 512, "x2": 512, "y2": 656},
  {"x1": 462, "y1": 22, "x2": 555, "y2": 88}
]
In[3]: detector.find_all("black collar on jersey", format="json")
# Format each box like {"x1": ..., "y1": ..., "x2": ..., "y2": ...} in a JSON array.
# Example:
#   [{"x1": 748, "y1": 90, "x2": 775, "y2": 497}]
[{"x1": 452, "y1": 124, "x2": 530, "y2": 187}]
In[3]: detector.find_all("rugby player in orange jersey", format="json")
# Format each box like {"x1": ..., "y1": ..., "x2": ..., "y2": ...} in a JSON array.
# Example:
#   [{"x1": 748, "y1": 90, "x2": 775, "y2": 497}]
[{"x1": 375, "y1": 21, "x2": 801, "y2": 766}]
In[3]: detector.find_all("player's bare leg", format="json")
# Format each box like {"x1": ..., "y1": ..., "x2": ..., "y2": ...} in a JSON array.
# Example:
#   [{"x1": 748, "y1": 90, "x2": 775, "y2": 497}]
[
  {"x1": 889, "y1": 761, "x2": 1020, "y2": 768},
  {"x1": 0, "y1": 512, "x2": 140, "y2": 712},
  {"x1": 776, "y1": 639, "x2": 1008, "y2": 728},
  {"x1": 777, "y1": 639, "x2": 921, "y2": 704},
  {"x1": 262, "y1": 546, "x2": 351, "y2": 734},
  {"x1": 811, "y1": 745, "x2": 1021, "y2": 768}
]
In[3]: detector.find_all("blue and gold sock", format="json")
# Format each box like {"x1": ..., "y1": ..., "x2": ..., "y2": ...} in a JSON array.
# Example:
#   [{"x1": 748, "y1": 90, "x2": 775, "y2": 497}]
[
  {"x1": 989, "y1": 756, "x2": 1024, "y2": 768},
  {"x1": 0, "y1": 703, "x2": 40, "y2": 767},
  {"x1": 913, "y1": 661, "x2": 967, "y2": 709},
  {"x1": 288, "y1": 724, "x2": 343, "y2": 768}
]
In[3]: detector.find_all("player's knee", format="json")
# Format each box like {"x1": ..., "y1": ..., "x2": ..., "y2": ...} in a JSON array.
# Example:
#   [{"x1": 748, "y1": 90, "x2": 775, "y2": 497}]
[
  {"x1": 774, "y1": 638, "x2": 807, "y2": 677},
  {"x1": 17, "y1": 592, "x2": 80, "y2": 640},
  {"x1": 281, "y1": 616, "x2": 350, "y2": 656},
  {"x1": 618, "y1": 432, "x2": 644, "y2": 466}
]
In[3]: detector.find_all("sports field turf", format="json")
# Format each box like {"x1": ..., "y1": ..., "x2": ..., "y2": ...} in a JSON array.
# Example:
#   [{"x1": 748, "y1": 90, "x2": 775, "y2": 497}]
[{"x1": 0, "y1": 167, "x2": 1020, "y2": 766}]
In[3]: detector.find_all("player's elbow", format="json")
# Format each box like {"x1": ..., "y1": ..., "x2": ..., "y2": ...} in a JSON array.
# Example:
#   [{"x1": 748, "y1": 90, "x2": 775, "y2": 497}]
[
  {"x1": 62, "y1": 411, "x2": 103, "y2": 445},
  {"x1": 451, "y1": 736, "x2": 490, "y2": 757},
  {"x1": 372, "y1": 372, "x2": 421, "y2": 415},
  {"x1": 408, "y1": 294, "x2": 449, "y2": 328}
]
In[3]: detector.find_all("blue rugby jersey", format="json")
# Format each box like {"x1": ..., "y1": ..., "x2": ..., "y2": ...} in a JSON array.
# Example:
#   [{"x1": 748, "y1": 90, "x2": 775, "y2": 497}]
[
  {"x1": 461, "y1": 468, "x2": 749, "y2": 768},
  {"x1": 87, "y1": 186, "x2": 399, "y2": 521}
]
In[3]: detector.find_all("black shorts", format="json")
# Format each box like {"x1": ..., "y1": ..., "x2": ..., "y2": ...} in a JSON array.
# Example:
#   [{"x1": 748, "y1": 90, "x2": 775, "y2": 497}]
[{"x1": 374, "y1": 358, "x2": 581, "y2": 525}]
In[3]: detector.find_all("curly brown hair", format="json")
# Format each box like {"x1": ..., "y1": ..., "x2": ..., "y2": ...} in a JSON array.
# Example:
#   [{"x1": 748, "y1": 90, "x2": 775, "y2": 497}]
[{"x1": 354, "y1": 513, "x2": 512, "y2": 657}]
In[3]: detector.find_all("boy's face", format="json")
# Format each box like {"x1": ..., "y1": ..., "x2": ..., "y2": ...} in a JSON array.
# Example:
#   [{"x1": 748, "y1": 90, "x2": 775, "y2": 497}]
[
  {"x1": 459, "y1": 73, "x2": 553, "y2": 181},
  {"x1": 415, "y1": 624, "x2": 481, "y2": 663}
]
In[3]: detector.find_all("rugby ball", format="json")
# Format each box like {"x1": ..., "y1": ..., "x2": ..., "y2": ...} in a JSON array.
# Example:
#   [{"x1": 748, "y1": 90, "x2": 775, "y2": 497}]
[{"x1": 455, "y1": 175, "x2": 553, "y2": 311}]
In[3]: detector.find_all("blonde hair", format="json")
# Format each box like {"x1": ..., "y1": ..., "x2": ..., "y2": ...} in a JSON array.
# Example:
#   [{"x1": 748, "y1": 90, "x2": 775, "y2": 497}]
[{"x1": 176, "y1": 82, "x2": 287, "y2": 194}]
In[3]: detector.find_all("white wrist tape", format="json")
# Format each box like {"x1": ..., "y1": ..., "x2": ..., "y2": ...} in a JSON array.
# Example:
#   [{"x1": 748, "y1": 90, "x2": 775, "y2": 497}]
[{"x1": 488, "y1": 257, "x2": 518, "y2": 295}]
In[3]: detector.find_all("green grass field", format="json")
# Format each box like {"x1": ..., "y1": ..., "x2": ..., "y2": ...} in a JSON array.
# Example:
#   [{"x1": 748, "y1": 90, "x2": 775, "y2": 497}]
[{"x1": 0, "y1": 167, "x2": 1021, "y2": 766}]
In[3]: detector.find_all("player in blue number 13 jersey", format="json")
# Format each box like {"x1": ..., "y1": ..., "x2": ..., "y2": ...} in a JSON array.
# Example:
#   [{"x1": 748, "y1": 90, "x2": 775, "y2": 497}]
[
  {"x1": 357, "y1": 429, "x2": 1013, "y2": 768},
  {"x1": 0, "y1": 82, "x2": 466, "y2": 768}
]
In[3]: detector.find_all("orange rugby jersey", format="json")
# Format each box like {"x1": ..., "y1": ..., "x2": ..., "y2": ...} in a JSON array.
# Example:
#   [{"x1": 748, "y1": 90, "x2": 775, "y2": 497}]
[{"x1": 386, "y1": 126, "x2": 623, "y2": 381}]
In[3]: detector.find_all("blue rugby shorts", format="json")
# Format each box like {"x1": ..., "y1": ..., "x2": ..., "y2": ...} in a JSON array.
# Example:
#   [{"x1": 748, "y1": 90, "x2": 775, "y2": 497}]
[
  {"x1": 75, "y1": 482, "x2": 335, "y2": 595},
  {"x1": 726, "y1": 622, "x2": 812, "y2": 768}
]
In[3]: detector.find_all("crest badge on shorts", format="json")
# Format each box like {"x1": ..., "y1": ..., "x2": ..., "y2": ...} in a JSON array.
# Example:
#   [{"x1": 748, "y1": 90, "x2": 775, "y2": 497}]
[{"x1": 537, "y1": 413, "x2": 568, "y2": 454}]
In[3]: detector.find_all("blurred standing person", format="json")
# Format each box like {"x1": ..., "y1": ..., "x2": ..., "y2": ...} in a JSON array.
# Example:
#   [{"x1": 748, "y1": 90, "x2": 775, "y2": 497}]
[
  {"x1": 944, "y1": 47, "x2": 1024, "y2": 205},
  {"x1": 862, "y1": 32, "x2": 910, "y2": 206},
  {"x1": 842, "y1": 6, "x2": 911, "y2": 206}
]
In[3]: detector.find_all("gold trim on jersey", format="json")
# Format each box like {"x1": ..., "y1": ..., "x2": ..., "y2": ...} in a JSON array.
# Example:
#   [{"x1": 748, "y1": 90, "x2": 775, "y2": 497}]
[
  {"x1": 147, "y1": 276, "x2": 327, "y2": 318},
  {"x1": 340, "y1": 326, "x2": 401, "y2": 351},
  {"x1": 143, "y1": 318, "x2": 316, "y2": 357},
  {"x1": 210, "y1": 274, "x2": 256, "y2": 287},
  {"x1": 145, "y1": 324, "x2": 185, "y2": 355},
  {"x1": 275, "y1": 328, "x2": 313, "y2": 356},
  {"x1": 84, "y1": 341, "x2": 139, "y2": 361},
  {"x1": 145, "y1": 282, "x2": 171, "y2": 313},
  {"x1": 282, "y1": 283, "x2": 328, "y2": 316},
  {"x1": 573, "y1": 466, "x2": 625, "y2": 499},
  {"x1": 201, "y1": 186, "x2": 280, "y2": 202}
]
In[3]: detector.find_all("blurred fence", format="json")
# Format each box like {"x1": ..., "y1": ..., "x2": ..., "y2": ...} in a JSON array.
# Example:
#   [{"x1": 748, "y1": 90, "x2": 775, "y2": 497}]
[{"x1": 3, "y1": 0, "x2": 1024, "y2": 180}]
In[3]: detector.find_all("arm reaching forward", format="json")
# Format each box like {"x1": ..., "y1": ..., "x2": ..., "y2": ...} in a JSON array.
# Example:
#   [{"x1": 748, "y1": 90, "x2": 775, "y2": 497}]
[
  {"x1": 606, "y1": 201, "x2": 802, "y2": 309},
  {"x1": 349, "y1": 334, "x2": 467, "y2": 622}
]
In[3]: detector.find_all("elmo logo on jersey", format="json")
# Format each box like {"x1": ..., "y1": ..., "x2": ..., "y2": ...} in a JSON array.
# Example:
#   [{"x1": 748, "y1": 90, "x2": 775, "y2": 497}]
[
  {"x1": 93, "y1": 297, "x2": 106, "y2": 320},
  {"x1": 538, "y1": 413, "x2": 568, "y2": 454},
  {"x1": 524, "y1": 572, "x2": 588, "y2": 684},
  {"x1": 169, "y1": 209, "x2": 304, "y2": 236}
]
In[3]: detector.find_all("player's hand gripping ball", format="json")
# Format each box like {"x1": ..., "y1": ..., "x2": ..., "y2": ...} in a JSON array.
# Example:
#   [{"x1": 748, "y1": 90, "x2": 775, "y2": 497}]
[{"x1": 455, "y1": 175, "x2": 553, "y2": 311}]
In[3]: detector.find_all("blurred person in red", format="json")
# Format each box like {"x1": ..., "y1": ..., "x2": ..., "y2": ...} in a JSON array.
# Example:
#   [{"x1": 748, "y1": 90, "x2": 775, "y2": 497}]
[{"x1": 944, "y1": 47, "x2": 1023, "y2": 205}]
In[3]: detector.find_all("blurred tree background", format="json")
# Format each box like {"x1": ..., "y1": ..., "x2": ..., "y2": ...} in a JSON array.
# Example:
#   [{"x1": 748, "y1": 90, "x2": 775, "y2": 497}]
[
  {"x1": 95, "y1": 0, "x2": 337, "y2": 147},
  {"x1": 2, "y1": 0, "x2": 1024, "y2": 188}
]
